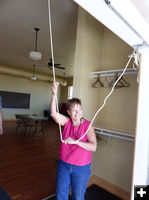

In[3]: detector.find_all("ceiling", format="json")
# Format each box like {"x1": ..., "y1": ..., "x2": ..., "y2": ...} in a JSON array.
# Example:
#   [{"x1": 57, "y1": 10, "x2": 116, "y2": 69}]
[
  {"x1": 0, "y1": 0, "x2": 149, "y2": 78},
  {"x1": 130, "y1": 0, "x2": 149, "y2": 24},
  {"x1": 0, "y1": 0, "x2": 78, "y2": 78}
]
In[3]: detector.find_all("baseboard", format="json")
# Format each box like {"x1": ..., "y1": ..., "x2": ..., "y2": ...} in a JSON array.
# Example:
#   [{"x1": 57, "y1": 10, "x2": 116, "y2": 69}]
[
  {"x1": 3, "y1": 119, "x2": 16, "y2": 122},
  {"x1": 87, "y1": 175, "x2": 130, "y2": 200}
]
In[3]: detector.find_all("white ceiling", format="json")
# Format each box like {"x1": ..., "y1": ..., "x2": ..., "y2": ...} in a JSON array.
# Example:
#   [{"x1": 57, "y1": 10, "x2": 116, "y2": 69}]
[
  {"x1": 0, "y1": 0, "x2": 78, "y2": 77},
  {"x1": 0, "y1": 0, "x2": 149, "y2": 78},
  {"x1": 130, "y1": 0, "x2": 149, "y2": 24}
]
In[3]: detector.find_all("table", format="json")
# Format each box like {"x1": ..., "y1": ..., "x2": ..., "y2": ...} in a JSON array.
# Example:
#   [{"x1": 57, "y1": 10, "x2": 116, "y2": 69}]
[
  {"x1": 27, "y1": 115, "x2": 49, "y2": 135},
  {"x1": 15, "y1": 114, "x2": 49, "y2": 135}
]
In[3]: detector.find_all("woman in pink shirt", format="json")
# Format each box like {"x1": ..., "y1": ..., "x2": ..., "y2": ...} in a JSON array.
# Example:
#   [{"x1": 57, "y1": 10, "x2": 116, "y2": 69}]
[{"x1": 50, "y1": 82, "x2": 97, "y2": 200}]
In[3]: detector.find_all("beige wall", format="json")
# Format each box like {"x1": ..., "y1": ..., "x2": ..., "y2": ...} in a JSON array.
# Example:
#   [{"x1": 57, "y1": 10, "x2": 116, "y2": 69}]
[
  {"x1": 73, "y1": 7, "x2": 138, "y2": 192},
  {"x1": 73, "y1": 8, "x2": 104, "y2": 122},
  {"x1": 96, "y1": 28, "x2": 138, "y2": 133},
  {"x1": 0, "y1": 74, "x2": 61, "y2": 119},
  {"x1": 93, "y1": 28, "x2": 137, "y2": 191},
  {"x1": 96, "y1": 75, "x2": 138, "y2": 132}
]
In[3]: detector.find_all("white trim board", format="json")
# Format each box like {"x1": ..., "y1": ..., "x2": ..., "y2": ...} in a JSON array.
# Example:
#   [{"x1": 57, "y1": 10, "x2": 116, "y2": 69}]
[{"x1": 73, "y1": 0, "x2": 149, "y2": 48}]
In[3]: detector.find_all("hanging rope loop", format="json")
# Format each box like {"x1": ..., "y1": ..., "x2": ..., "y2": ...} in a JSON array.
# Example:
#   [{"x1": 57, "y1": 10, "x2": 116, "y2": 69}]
[
  {"x1": 48, "y1": 0, "x2": 64, "y2": 142},
  {"x1": 73, "y1": 49, "x2": 136, "y2": 144},
  {"x1": 48, "y1": 0, "x2": 136, "y2": 144}
]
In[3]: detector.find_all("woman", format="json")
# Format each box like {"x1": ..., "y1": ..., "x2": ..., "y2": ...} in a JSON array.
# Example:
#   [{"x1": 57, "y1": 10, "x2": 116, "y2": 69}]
[{"x1": 50, "y1": 82, "x2": 97, "y2": 200}]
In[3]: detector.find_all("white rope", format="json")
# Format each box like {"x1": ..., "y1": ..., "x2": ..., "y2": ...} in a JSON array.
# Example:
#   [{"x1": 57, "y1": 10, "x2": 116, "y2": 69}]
[
  {"x1": 48, "y1": 0, "x2": 64, "y2": 142},
  {"x1": 73, "y1": 49, "x2": 136, "y2": 144},
  {"x1": 48, "y1": 0, "x2": 135, "y2": 144}
]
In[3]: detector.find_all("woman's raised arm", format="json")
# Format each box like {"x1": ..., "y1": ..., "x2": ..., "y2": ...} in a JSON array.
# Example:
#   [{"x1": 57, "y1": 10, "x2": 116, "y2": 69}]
[{"x1": 50, "y1": 82, "x2": 69, "y2": 126}]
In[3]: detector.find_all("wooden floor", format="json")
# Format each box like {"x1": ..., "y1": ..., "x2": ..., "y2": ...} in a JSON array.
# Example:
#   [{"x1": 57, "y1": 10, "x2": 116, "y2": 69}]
[{"x1": 0, "y1": 120, "x2": 60, "y2": 200}]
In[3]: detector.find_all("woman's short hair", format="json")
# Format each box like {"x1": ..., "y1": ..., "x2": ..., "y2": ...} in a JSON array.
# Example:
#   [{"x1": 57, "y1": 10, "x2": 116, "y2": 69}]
[{"x1": 67, "y1": 98, "x2": 82, "y2": 111}]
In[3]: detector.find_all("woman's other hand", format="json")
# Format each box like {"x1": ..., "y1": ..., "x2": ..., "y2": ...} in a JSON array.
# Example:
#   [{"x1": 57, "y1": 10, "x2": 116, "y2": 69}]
[{"x1": 64, "y1": 137, "x2": 76, "y2": 144}]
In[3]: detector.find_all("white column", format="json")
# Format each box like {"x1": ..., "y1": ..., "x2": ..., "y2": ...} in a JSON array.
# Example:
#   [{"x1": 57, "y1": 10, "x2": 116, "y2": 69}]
[{"x1": 131, "y1": 47, "x2": 149, "y2": 199}]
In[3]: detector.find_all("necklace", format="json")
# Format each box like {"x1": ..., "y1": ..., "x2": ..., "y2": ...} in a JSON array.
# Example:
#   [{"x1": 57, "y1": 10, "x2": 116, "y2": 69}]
[
  {"x1": 69, "y1": 118, "x2": 82, "y2": 139},
  {"x1": 69, "y1": 119, "x2": 82, "y2": 152},
  {"x1": 69, "y1": 121, "x2": 81, "y2": 139}
]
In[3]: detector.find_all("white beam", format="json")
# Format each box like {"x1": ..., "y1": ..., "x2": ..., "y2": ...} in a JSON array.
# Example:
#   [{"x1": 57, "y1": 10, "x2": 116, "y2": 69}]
[
  {"x1": 73, "y1": 0, "x2": 148, "y2": 47},
  {"x1": 131, "y1": 47, "x2": 149, "y2": 199},
  {"x1": 110, "y1": 0, "x2": 149, "y2": 44}
]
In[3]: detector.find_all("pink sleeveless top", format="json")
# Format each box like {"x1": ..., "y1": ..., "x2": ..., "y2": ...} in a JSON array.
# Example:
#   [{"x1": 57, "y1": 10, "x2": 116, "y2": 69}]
[{"x1": 59, "y1": 118, "x2": 92, "y2": 166}]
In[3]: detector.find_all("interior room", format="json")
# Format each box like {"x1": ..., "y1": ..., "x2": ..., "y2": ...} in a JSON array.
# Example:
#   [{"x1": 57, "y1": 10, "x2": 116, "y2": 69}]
[{"x1": 0, "y1": 0, "x2": 149, "y2": 200}]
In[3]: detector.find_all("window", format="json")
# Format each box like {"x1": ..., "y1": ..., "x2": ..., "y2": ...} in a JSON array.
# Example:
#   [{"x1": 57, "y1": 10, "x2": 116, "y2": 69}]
[{"x1": 67, "y1": 86, "x2": 73, "y2": 99}]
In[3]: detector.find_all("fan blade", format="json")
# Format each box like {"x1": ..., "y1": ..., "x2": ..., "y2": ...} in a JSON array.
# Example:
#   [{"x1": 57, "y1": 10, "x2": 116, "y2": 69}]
[
  {"x1": 49, "y1": 58, "x2": 61, "y2": 66},
  {"x1": 48, "y1": 62, "x2": 61, "y2": 66},
  {"x1": 48, "y1": 65, "x2": 65, "y2": 70},
  {"x1": 55, "y1": 66, "x2": 65, "y2": 70},
  {"x1": 48, "y1": 59, "x2": 65, "y2": 69}
]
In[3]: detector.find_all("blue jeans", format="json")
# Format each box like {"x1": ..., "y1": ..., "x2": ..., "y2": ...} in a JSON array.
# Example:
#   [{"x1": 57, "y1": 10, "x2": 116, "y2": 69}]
[{"x1": 56, "y1": 160, "x2": 91, "y2": 200}]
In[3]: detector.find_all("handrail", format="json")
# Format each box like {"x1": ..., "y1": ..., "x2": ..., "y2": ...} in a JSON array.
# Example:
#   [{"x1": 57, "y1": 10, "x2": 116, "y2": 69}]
[{"x1": 94, "y1": 126, "x2": 135, "y2": 142}]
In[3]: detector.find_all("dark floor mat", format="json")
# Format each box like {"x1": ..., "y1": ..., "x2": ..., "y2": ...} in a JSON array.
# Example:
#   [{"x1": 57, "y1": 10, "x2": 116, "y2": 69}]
[
  {"x1": 45, "y1": 195, "x2": 56, "y2": 200},
  {"x1": 0, "y1": 186, "x2": 12, "y2": 200},
  {"x1": 45, "y1": 184, "x2": 122, "y2": 200},
  {"x1": 84, "y1": 184, "x2": 122, "y2": 200}
]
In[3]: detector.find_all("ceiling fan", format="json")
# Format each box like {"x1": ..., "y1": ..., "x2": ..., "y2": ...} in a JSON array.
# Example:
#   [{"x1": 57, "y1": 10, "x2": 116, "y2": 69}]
[{"x1": 48, "y1": 59, "x2": 65, "y2": 70}]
